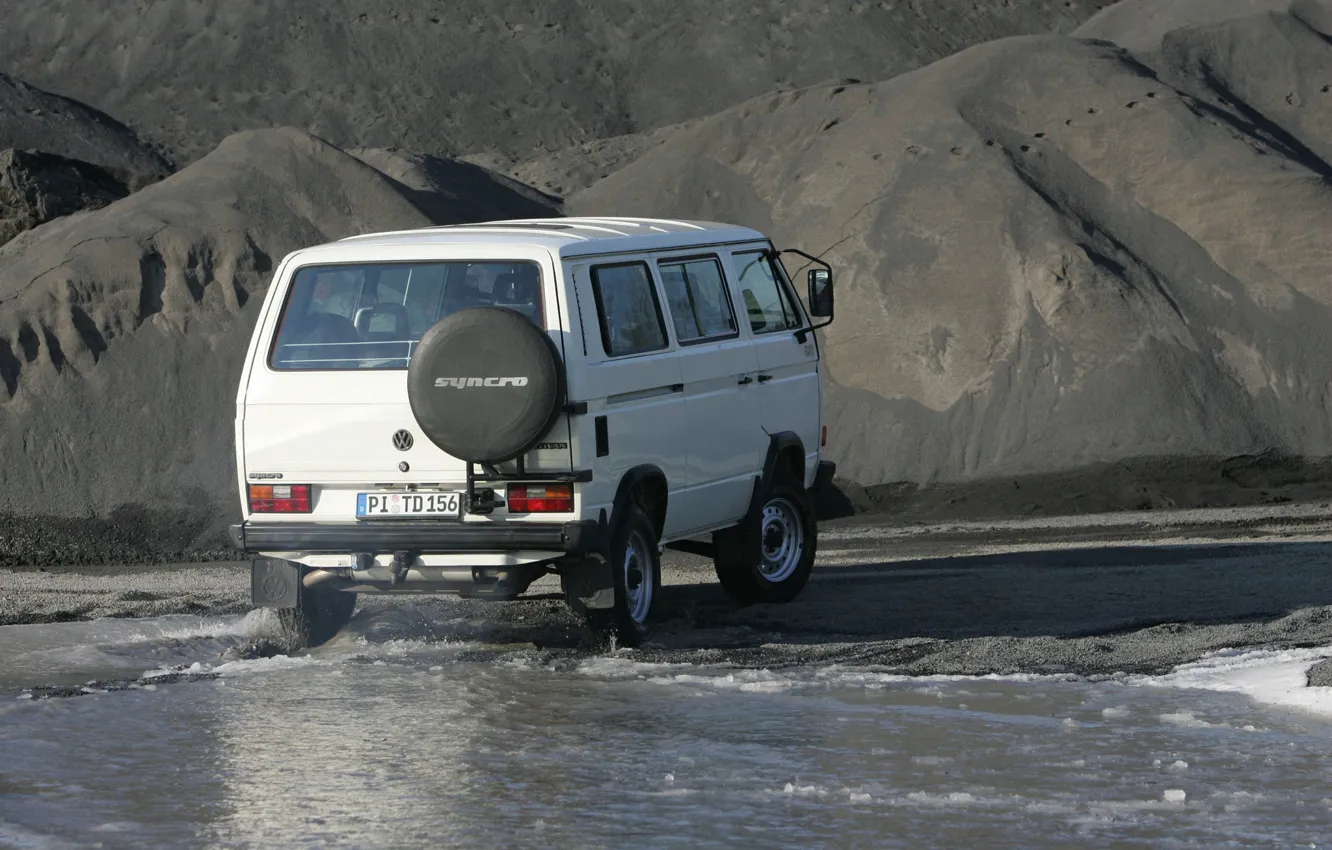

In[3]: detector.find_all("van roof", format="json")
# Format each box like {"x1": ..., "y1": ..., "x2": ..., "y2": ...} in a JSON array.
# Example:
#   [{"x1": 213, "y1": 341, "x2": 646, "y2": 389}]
[{"x1": 325, "y1": 217, "x2": 770, "y2": 259}]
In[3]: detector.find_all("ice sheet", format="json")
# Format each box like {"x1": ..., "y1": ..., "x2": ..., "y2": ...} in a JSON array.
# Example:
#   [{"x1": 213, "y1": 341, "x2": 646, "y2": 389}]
[{"x1": 1128, "y1": 646, "x2": 1332, "y2": 718}]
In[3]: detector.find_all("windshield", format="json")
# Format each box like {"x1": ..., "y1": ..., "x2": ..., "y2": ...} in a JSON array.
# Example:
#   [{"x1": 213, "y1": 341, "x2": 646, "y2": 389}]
[{"x1": 268, "y1": 260, "x2": 543, "y2": 370}]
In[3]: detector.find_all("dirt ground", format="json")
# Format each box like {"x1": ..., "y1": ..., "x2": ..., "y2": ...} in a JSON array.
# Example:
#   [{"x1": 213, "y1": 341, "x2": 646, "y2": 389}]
[{"x1": 6, "y1": 501, "x2": 1332, "y2": 680}]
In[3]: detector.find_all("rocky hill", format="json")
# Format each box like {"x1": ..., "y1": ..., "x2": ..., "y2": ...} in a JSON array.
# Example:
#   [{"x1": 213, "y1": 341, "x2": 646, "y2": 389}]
[
  {"x1": 0, "y1": 72, "x2": 171, "y2": 182},
  {"x1": 573, "y1": 1, "x2": 1332, "y2": 492},
  {"x1": 0, "y1": 0, "x2": 1114, "y2": 165},
  {"x1": 0, "y1": 127, "x2": 556, "y2": 563},
  {"x1": 6, "y1": 0, "x2": 1332, "y2": 561},
  {"x1": 0, "y1": 149, "x2": 131, "y2": 246}
]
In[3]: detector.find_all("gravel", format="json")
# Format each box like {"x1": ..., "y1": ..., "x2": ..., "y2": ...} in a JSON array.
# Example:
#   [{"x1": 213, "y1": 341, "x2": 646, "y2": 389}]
[{"x1": 8, "y1": 503, "x2": 1332, "y2": 679}]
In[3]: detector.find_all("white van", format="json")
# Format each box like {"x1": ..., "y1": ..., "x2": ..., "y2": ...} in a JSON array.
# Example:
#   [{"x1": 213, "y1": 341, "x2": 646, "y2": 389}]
[{"x1": 229, "y1": 217, "x2": 836, "y2": 646}]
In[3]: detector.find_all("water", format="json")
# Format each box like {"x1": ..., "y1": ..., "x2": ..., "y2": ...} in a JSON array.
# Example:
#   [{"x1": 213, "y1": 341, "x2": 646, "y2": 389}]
[{"x1": 3, "y1": 608, "x2": 1332, "y2": 848}]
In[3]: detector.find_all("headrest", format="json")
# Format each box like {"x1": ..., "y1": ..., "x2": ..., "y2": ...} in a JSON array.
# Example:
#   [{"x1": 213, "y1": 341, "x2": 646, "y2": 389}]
[{"x1": 494, "y1": 269, "x2": 540, "y2": 303}]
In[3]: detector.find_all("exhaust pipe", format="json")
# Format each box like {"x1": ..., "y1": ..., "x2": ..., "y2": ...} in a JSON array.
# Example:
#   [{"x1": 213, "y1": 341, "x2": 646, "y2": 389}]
[
  {"x1": 303, "y1": 569, "x2": 343, "y2": 588},
  {"x1": 303, "y1": 561, "x2": 513, "y2": 590}
]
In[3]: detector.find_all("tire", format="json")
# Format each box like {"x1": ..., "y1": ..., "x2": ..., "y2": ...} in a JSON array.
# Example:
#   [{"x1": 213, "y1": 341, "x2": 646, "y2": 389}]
[
  {"x1": 406, "y1": 306, "x2": 565, "y2": 464},
  {"x1": 576, "y1": 504, "x2": 660, "y2": 647},
  {"x1": 277, "y1": 568, "x2": 358, "y2": 650},
  {"x1": 713, "y1": 474, "x2": 817, "y2": 604}
]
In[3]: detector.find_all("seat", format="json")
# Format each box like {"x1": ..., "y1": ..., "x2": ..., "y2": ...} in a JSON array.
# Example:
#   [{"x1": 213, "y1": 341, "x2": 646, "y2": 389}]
[
  {"x1": 277, "y1": 311, "x2": 361, "y2": 367},
  {"x1": 492, "y1": 269, "x2": 542, "y2": 325},
  {"x1": 440, "y1": 279, "x2": 492, "y2": 317},
  {"x1": 351, "y1": 303, "x2": 413, "y2": 365},
  {"x1": 353, "y1": 303, "x2": 410, "y2": 340}
]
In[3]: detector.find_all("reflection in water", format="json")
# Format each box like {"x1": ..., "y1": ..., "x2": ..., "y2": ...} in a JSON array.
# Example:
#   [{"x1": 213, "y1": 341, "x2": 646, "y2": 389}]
[
  {"x1": 208, "y1": 657, "x2": 482, "y2": 845},
  {"x1": 0, "y1": 683, "x2": 235, "y2": 843},
  {"x1": 205, "y1": 655, "x2": 834, "y2": 847},
  {"x1": 2, "y1": 614, "x2": 1332, "y2": 848}
]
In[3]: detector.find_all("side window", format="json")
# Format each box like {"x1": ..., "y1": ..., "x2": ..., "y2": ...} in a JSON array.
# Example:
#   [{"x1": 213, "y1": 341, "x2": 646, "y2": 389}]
[
  {"x1": 590, "y1": 262, "x2": 669, "y2": 357},
  {"x1": 733, "y1": 251, "x2": 803, "y2": 334},
  {"x1": 657, "y1": 257, "x2": 737, "y2": 343}
]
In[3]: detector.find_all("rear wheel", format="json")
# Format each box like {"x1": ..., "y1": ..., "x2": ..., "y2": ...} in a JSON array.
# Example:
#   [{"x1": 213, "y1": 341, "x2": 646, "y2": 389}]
[
  {"x1": 566, "y1": 504, "x2": 659, "y2": 647},
  {"x1": 277, "y1": 568, "x2": 358, "y2": 650},
  {"x1": 713, "y1": 475, "x2": 817, "y2": 604}
]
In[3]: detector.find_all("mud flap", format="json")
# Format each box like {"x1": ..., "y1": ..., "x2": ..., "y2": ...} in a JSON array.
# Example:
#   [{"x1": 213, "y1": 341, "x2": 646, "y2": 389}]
[
  {"x1": 812, "y1": 460, "x2": 836, "y2": 493},
  {"x1": 560, "y1": 554, "x2": 616, "y2": 611},
  {"x1": 714, "y1": 476, "x2": 764, "y2": 567},
  {"x1": 251, "y1": 558, "x2": 300, "y2": 608}
]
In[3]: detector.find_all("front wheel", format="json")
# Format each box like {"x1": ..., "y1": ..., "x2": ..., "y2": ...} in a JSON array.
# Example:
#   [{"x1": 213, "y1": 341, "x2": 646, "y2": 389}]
[{"x1": 713, "y1": 476, "x2": 817, "y2": 604}]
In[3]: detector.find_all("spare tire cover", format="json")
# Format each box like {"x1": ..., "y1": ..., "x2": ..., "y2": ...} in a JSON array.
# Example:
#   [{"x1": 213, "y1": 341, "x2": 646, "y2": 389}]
[{"x1": 407, "y1": 306, "x2": 565, "y2": 464}]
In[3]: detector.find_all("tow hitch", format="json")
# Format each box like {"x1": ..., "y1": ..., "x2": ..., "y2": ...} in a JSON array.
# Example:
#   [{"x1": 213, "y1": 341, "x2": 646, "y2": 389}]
[{"x1": 390, "y1": 550, "x2": 415, "y2": 586}]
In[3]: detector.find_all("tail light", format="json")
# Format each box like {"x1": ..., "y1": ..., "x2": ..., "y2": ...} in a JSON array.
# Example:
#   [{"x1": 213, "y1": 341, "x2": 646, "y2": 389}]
[
  {"x1": 249, "y1": 484, "x2": 312, "y2": 513},
  {"x1": 507, "y1": 484, "x2": 573, "y2": 513}
]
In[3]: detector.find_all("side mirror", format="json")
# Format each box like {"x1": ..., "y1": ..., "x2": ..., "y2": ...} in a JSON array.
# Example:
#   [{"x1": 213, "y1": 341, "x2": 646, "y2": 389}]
[{"x1": 807, "y1": 268, "x2": 833, "y2": 318}]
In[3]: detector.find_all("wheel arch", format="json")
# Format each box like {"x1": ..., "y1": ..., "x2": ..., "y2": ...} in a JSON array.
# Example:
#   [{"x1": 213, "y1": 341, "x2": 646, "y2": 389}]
[
  {"x1": 763, "y1": 431, "x2": 805, "y2": 488},
  {"x1": 728, "y1": 433, "x2": 808, "y2": 533},
  {"x1": 711, "y1": 434, "x2": 819, "y2": 605},
  {"x1": 611, "y1": 464, "x2": 668, "y2": 542}
]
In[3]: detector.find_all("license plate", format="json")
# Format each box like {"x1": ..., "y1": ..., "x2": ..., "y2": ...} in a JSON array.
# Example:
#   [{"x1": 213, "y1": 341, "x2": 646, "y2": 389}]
[{"x1": 356, "y1": 491, "x2": 462, "y2": 519}]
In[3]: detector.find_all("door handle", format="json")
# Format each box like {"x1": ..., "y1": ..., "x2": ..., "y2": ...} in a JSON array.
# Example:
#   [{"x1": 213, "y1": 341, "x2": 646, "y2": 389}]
[
  {"x1": 737, "y1": 376, "x2": 753, "y2": 386},
  {"x1": 758, "y1": 374, "x2": 773, "y2": 383}
]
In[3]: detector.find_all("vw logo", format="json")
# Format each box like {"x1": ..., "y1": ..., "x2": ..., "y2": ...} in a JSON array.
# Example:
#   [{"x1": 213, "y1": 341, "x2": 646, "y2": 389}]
[
  {"x1": 261, "y1": 571, "x2": 289, "y2": 601},
  {"x1": 392, "y1": 429, "x2": 414, "y2": 451}
]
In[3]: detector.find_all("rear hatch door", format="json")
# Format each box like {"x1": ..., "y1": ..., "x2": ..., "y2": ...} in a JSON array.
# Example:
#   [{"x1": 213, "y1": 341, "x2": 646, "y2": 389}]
[{"x1": 239, "y1": 252, "x2": 574, "y2": 520}]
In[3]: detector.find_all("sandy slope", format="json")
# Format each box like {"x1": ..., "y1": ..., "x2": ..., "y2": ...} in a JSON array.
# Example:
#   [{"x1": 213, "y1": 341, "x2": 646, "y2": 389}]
[
  {"x1": 0, "y1": 149, "x2": 131, "y2": 246},
  {"x1": 572, "y1": 1, "x2": 1332, "y2": 490},
  {"x1": 463, "y1": 121, "x2": 703, "y2": 200},
  {"x1": 0, "y1": 0, "x2": 1113, "y2": 165},
  {"x1": 348, "y1": 147, "x2": 558, "y2": 221},
  {"x1": 1074, "y1": 0, "x2": 1307, "y2": 51},
  {"x1": 0, "y1": 72, "x2": 170, "y2": 181}
]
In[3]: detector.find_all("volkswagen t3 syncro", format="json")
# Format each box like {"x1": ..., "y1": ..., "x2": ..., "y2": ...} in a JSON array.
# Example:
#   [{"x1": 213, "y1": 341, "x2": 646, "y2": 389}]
[{"x1": 229, "y1": 218, "x2": 836, "y2": 646}]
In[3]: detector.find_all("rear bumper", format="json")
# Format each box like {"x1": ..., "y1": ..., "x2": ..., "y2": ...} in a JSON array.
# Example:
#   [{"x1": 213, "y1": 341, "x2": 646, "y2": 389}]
[{"x1": 228, "y1": 518, "x2": 602, "y2": 556}]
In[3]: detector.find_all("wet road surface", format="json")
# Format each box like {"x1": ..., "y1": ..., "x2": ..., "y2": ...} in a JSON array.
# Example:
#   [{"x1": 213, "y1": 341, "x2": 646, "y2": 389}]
[{"x1": 5, "y1": 506, "x2": 1332, "y2": 846}]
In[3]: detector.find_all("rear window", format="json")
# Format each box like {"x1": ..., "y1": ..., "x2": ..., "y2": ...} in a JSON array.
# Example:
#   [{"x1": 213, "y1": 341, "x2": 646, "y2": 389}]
[{"x1": 269, "y1": 261, "x2": 543, "y2": 370}]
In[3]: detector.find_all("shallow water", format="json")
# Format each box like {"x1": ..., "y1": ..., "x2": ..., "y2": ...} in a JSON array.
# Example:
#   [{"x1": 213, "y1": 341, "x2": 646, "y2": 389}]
[{"x1": 3, "y1": 607, "x2": 1332, "y2": 848}]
